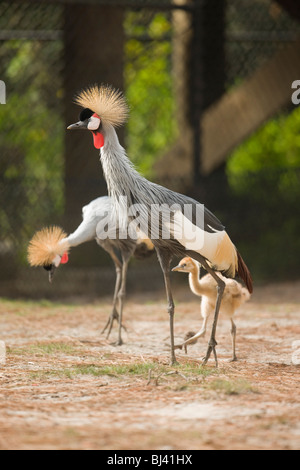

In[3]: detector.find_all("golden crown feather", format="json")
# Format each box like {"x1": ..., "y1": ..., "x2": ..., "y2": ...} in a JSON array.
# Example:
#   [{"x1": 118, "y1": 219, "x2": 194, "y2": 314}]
[
  {"x1": 74, "y1": 84, "x2": 129, "y2": 128},
  {"x1": 27, "y1": 226, "x2": 69, "y2": 267}
]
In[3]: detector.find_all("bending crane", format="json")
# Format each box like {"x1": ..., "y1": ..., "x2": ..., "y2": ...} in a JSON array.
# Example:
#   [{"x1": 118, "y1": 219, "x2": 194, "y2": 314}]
[{"x1": 28, "y1": 196, "x2": 154, "y2": 345}]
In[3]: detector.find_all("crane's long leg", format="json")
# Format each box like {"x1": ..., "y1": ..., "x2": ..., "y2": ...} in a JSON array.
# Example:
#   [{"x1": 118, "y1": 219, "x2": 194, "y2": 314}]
[
  {"x1": 115, "y1": 252, "x2": 131, "y2": 346},
  {"x1": 230, "y1": 318, "x2": 237, "y2": 362},
  {"x1": 186, "y1": 253, "x2": 225, "y2": 367},
  {"x1": 101, "y1": 249, "x2": 125, "y2": 339},
  {"x1": 200, "y1": 261, "x2": 225, "y2": 367},
  {"x1": 156, "y1": 248, "x2": 177, "y2": 365}
]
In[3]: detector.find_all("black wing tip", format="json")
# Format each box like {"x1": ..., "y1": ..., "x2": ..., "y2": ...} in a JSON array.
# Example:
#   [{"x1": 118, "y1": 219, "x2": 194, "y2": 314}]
[{"x1": 237, "y1": 250, "x2": 253, "y2": 294}]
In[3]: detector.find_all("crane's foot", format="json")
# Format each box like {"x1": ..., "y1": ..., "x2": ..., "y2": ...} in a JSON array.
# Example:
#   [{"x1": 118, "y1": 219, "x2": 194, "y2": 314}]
[
  {"x1": 101, "y1": 310, "x2": 127, "y2": 340},
  {"x1": 202, "y1": 338, "x2": 218, "y2": 368},
  {"x1": 170, "y1": 350, "x2": 179, "y2": 366},
  {"x1": 170, "y1": 358, "x2": 179, "y2": 366},
  {"x1": 112, "y1": 337, "x2": 124, "y2": 347},
  {"x1": 101, "y1": 310, "x2": 118, "y2": 337},
  {"x1": 229, "y1": 355, "x2": 238, "y2": 363}
]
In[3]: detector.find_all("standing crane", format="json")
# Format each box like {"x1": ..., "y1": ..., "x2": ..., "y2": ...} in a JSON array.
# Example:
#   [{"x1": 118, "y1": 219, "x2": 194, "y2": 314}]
[
  {"x1": 172, "y1": 257, "x2": 251, "y2": 361},
  {"x1": 67, "y1": 85, "x2": 253, "y2": 366},
  {"x1": 28, "y1": 195, "x2": 155, "y2": 345}
]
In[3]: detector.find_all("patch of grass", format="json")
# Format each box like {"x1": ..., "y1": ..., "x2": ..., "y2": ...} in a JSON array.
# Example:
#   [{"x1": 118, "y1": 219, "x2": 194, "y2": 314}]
[
  {"x1": 70, "y1": 362, "x2": 218, "y2": 379},
  {"x1": 12, "y1": 342, "x2": 78, "y2": 356},
  {"x1": 29, "y1": 362, "x2": 162, "y2": 380},
  {"x1": 30, "y1": 369, "x2": 74, "y2": 380},
  {"x1": 32, "y1": 342, "x2": 78, "y2": 356},
  {"x1": 64, "y1": 427, "x2": 81, "y2": 439},
  {"x1": 72, "y1": 362, "x2": 161, "y2": 377},
  {"x1": 28, "y1": 361, "x2": 218, "y2": 381},
  {"x1": 174, "y1": 384, "x2": 189, "y2": 392},
  {"x1": 0, "y1": 298, "x2": 78, "y2": 316},
  {"x1": 0, "y1": 297, "x2": 54, "y2": 309},
  {"x1": 177, "y1": 363, "x2": 217, "y2": 378},
  {"x1": 207, "y1": 378, "x2": 258, "y2": 395}
]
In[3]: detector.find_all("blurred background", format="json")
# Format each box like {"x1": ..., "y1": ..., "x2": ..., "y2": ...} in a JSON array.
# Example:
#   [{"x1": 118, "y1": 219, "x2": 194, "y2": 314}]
[{"x1": 0, "y1": 0, "x2": 300, "y2": 299}]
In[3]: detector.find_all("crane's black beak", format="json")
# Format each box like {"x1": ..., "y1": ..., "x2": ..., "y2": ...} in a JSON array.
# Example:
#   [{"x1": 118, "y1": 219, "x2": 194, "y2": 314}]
[
  {"x1": 67, "y1": 120, "x2": 88, "y2": 130},
  {"x1": 44, "y1": 264, "x2": 56, "y2": 284},
  {"x1": 48, "y1": 265, "x2": 56, "y2": 284}
]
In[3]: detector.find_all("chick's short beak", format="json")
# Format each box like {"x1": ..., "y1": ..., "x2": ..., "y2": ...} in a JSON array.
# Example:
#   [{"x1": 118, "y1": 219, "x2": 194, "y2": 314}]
[{"x1": 172, "y1": 265, "x2": 182, "y2": 272}]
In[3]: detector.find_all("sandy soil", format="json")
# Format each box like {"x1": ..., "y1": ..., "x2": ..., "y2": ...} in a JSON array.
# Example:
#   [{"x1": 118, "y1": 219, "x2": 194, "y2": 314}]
[{"x1": 0, "y1": 280, "x2": 300, "y2": 450}]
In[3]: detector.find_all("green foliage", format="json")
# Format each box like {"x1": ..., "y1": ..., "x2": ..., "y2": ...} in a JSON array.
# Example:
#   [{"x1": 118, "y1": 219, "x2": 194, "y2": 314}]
[
  {"x1": 228, "y1": 107, "x2": 300, "y2": 177},
  {"x1": 0, "y1": 83, "x2": 63, "y2": 182},
  {"x1": 226, "y1": 108, "x2": 300, "y2": 280},
  {"x1": 0, "y1": 39, "x2": 64, "y2": 263}
]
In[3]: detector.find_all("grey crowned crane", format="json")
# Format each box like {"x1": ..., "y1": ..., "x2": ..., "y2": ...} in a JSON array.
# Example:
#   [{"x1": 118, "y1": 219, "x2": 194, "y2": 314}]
[
  {"x1": 67, "y1": 84, "x2": 253, "y2": 366},
  {"x1": 28, "y1": 195, "x2": 155, "y2": 345}
]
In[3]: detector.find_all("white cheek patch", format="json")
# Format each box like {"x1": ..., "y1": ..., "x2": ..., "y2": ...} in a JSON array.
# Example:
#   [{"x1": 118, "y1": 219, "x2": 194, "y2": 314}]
[
  {"x1": 87, "y1": 116, "x2": 101, "y2": 131},
  {"x1": 53, "y1": 255, "x2": 61, "y2": 268}
]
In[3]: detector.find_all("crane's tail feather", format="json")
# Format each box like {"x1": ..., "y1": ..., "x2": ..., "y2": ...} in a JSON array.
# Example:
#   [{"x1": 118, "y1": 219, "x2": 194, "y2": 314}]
[{"x1": 237, "y1": 250, "x2": 253, "y2": 294}]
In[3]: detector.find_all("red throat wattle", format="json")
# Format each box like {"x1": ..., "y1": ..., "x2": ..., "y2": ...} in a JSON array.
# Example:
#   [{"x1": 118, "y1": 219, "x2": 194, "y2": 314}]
[
  {"x1": 91, "y1": 113, "x2": 104, "y2": 149},
  {"x1": 92, "y1": 131, "x2": 105, "y2": 149},
  {"x1": 61, "y1": 253, "x2": 69, "y2": 265}
]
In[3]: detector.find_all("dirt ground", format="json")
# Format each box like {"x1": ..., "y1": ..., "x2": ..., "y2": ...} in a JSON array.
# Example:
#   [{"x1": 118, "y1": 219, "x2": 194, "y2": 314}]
[{"x1": 0, "y1": 280, "x2": 300, "y2": 450}]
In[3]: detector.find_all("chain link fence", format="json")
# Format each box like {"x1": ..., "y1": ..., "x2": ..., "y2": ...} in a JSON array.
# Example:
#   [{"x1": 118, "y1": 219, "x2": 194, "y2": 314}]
[{"x1": 0, "y1": 0, "x2": 300, "y2": 298}]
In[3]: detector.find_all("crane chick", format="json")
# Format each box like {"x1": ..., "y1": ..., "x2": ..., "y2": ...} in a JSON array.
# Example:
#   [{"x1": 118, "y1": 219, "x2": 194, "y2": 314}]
[{"x1": 172, "y1": 257, "x2": 251, "y2": 362}]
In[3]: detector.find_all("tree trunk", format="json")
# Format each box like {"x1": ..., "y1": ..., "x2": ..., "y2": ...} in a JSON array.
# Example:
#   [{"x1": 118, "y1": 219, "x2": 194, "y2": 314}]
[{"x1": 63, "y1": 5, "x2": 125, "y2": 264}]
